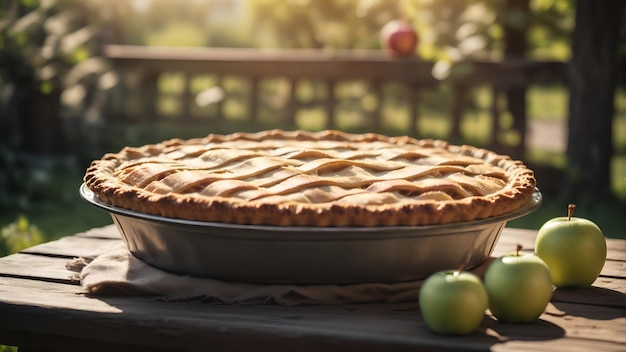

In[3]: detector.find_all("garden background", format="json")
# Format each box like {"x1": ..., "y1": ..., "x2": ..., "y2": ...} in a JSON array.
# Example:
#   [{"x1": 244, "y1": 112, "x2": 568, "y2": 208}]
[{"x1": 1, "y1": 0, "x2": 625, "y2": 258}]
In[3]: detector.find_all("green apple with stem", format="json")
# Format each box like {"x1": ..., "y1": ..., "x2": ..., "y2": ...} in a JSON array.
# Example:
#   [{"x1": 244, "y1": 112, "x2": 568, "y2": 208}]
[
  {"x1": 484, "y1": 245, "x2": 553, "y2": 323},
  {"x1": 535, "y1": 204, "x2": 607, "y2": 288},
  {"x1": 419, "y1": 270, "x2": 488, "y2": 335}
]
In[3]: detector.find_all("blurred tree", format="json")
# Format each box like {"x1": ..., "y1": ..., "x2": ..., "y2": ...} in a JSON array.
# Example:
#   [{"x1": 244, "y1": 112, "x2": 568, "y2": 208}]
[
  {"x1": 4, "y1": 0, "x2": 619, "y2": 205},
  {"x1": 247, "y1": 0, "x2": 575, "y2": 74},
  {"x1": 95, "y1": 0, "x2": 251, "y2": 47},
  {"x1": 566, "y1": 0, "x2": 625, "y2": 199},
  {"x1": 527, "y1": 0, "x2": 575, "y2": 60},
  {"x1": 1, "y1": 0, "x2": 63, "y2": 209},
  {"x1": 0, "y1": 0, "x2": 118, "y2": 209},
  {"x1": 502, "y1": 0, "x2": 530, "y2": 156},
  {"x1": 249, "y1": 0, "x2": 399, "y2": 49},
  {"x1": 0, "y1": 0, "x2": 120, "y2": 156},
  {"x1": 121, "y1": 0, "x2": 211, "y2": 45},
  {"x1": 0, "y1": 0, "x2": 62, "y2": 154}
]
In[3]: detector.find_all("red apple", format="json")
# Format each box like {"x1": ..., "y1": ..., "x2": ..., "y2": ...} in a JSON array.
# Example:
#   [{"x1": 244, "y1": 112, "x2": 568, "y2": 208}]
[{"x1": 380, "y1": 20, "x2": 418, "y2": 57}]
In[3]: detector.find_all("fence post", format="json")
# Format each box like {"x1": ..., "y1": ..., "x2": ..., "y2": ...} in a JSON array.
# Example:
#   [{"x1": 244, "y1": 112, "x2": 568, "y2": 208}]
[
  {"x1": 408, "y1": 83, "x2": 419, "y2": 136},
  {"x1": 325, "y1": 80, "x2": 336, "y2": 129},
  {"x1": 286, "y1": 78, "x2": 299, "y2": 126},
  {"x1": 449, "y1": 82, "x2": 467, "y2": 143},
  {"x1": 249, "y1": 77, "x2": 259, "y2": 123},
  {"x1": 490, "y1": 85, "x2": 502, "y2": 151},
  {"x1": 182, "y1": 71, "x2": 192, "y2": 121},
  {"x1": 143, "y1": 71, "x2": 159, "y2": 121}
]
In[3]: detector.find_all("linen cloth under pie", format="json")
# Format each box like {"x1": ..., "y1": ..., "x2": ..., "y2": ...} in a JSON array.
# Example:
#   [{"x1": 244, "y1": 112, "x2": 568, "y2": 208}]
[
  {"x1": 66, "y1": 241, "x2": 494, "y2": 306},
  {"x1": 84, "y1": 130, "x2": 536, "y2": 226}
]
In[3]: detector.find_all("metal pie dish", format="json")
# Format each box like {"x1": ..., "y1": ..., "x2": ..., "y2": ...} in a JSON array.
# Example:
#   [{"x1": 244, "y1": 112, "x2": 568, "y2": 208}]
[{"x1": 80, "y1": 183, "x2": 542, "y2": 284}]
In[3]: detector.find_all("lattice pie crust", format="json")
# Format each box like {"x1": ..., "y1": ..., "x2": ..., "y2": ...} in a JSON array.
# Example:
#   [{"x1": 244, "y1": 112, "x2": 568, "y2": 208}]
[{"x1": 84, "y1": 130, "x2": 536, "y2": 226}]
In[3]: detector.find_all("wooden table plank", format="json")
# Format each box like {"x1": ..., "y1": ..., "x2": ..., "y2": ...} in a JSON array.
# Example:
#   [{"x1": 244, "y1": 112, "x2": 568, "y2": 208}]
[
  {"x1": 73, "y1": 224, "x2": 121, "y2": 239},
  {"x1": 20, "y1": 236, "x2": 118, "y2": 258},
  {"x1": 1, "y1": 251, "x2": 623, "y2": 309},
  {"x1": 0, "y1": 226, "x2": 624, "y2": 352},
  {"x1": 598, "y1": 259, "x2": 626, "y2": 279},
  {"x1": 5, "y1": 249, "x2": 623, "y2": 292},
  {"x1": 551, "y1": 279, "x2": 626, "y2": 309},
  {"x1": 0, "y1": 276, "x2": 624, "y2": 352},
  {"x1": 2, "y1": 227, "x2": 623, "y2": 308},
  {"x1": 5, "y1": 250, "x2": 626, "y2": 289},
  {"x1": 0, "y1": 253, "x2": 78, "y2": 284}
]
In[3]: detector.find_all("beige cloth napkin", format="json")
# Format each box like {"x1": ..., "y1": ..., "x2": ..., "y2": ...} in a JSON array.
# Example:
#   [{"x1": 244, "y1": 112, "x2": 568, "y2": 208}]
[
  {"x1": 66, "y1": 241, "x2": 490, "y2": 306},
  {"x1": 67, "y1": 242, "x2": 491, "y2": 306}
]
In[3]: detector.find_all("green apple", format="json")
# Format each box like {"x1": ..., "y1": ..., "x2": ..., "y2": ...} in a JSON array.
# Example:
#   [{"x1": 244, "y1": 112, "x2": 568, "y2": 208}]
[
  {"x1": 535, "y1": 204, "x2": 607, "y2": 288},
  {"x1": 484, "y1": 246, "x2": 553, "y2": 323},
  {"x1": 419, "y1": 270, "x2": 488, "y2": 335}
]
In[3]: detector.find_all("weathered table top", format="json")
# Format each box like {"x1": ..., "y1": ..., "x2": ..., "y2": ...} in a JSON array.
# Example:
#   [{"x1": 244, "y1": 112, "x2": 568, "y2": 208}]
[{"x1": 0, "y1": 224, "x2": 624, "y2": 352}]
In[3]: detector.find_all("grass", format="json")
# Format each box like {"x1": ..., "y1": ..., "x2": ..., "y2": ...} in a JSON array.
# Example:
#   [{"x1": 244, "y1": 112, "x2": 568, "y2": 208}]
[
  {"x1": 0, "y1": 168, "x2": 112, "y2": 243},
  {"x1": 1, "y1": 84, "x2": 625, "y2": 258}
]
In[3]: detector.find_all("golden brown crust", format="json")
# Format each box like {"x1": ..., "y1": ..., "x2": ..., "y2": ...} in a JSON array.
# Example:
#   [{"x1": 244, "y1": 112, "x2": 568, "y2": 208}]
[{"x1": 84, "y1": 129, "x2": 536, "y2": 226}]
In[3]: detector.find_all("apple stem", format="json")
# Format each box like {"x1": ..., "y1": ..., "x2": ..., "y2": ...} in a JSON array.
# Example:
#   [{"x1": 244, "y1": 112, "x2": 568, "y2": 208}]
[
  {"x1": 456, "y1": 263, "x2": 466, "y2": 273},
  {"x1": 516, "y1": 244, "x2": 522, "y2": 256},
  {"x1": 568, "y1": 203, "x2": 576, "y2": 221}
]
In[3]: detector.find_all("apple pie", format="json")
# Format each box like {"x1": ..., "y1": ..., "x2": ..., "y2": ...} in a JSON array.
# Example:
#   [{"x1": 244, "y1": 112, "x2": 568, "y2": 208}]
[{"x1": 83, "y1": 130, "x2": 536, "y2": 227}]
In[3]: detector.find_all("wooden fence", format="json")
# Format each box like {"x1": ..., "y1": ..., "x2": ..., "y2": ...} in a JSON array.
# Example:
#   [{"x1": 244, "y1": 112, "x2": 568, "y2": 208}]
[{"x1": 102, "y1": 44, "x2": 567, "y2": 159}]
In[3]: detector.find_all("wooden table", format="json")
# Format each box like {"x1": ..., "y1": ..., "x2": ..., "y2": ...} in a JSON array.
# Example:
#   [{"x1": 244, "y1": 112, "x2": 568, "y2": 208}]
[{"x1": 0, "y1": 224, "x2": 624, "y2": 352}]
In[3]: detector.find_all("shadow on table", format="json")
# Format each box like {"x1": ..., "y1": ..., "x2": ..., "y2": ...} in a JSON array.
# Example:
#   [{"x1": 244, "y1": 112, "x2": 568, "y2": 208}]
[
  {"x1": 551, "y1": 286, "x2": 626, "y2": 320},
  {"x1": 479, "y1": 316, "x2": 565, "y2": 343}
]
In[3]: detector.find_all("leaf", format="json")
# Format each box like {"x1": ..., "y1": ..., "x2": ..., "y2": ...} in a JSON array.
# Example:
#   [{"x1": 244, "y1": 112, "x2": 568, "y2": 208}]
[
  {"x1": 60, "y1": 83, "x2": 86, "y2": 108},
  {"x1": 1, "y1": 215, "x2": 43, "y2": 254},
  {"x1": 98, "y1": 70, "x2": 119, "y2": 90},
  {"x1": 43, "y1": 9, "x2": 78, "y2": 35},
  {"x1": 60, "y1": 26, "x2": 94, "y2": 55},
  {"x1": 40, "y1": 80, "x2": 54, "y2": 94},
  {"x1": 64, "y1": 57, "x2": 109, "y2": 86},
  {"x1": 432, "y1": 60, "x2": 451, "y2": 80},
  {"x1": 40, "y1": 33, "x2": 61, "y2": 59},
  {"x1": 37, "y1": 62, "x2": 61, "y2": 81},
  {"x1": 456, "y1": 22, "x2": 479, "y2": 41},
  {"x1": 17, "y1": 215, "x2": 29, "y2": 233},
  {"x1": 9, "y1": 10, "x2": 42, "y2": 35},
  {"x1": 458, "y1": 35, "x2": 487, "y2": 56}
]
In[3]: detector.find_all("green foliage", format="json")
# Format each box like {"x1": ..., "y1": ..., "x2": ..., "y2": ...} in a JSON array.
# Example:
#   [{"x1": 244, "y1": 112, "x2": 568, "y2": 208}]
[
  {"x1": 0, "y1": 215, "x2": 43, "y2": 256},
  {"x1": 249, "y1": 0, "x2": 398, "y2": 49},
  {"x1": 144, "y1": 21, "x2": 207, "y2": 47},
  {"x1": 0, "y1": 0, "x2": 43, "y2": 209},
  {"x1": 0, "y1": 0, "x2": 621, "y2": 239},
  {"x1": 245, "y1": 0, "x2": 576, "y2": 85},
  {"x1": 43, "y1": 0, "x2": 573, "y2": 56},
  {"x1": 246, "y1": 0, "x2": 575, "y2": 56},
  {"x1": 0, "y1": 165, "x2": 112, "y2": 245},
  {"x1": 0, "y1": 0, "x2": 120, "y2": 210}
]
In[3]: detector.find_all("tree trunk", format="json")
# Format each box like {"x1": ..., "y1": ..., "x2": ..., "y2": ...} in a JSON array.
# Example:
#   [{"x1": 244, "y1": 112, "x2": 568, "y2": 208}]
[
  {"x1": 19, "y1": 86, "x2": 65, "y2": 154},
  {"x1": 503, "y1": 0, "x2": 530, "y2": 161},
  {"x1": 567, "y1": 0, "x2": 624, "y2": 198}
]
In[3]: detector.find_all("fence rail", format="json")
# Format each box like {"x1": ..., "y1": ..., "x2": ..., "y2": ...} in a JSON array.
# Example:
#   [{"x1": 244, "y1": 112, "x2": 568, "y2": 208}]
[{"x1": 103, "y1": 44, "x2": 567, "y2": 159}]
